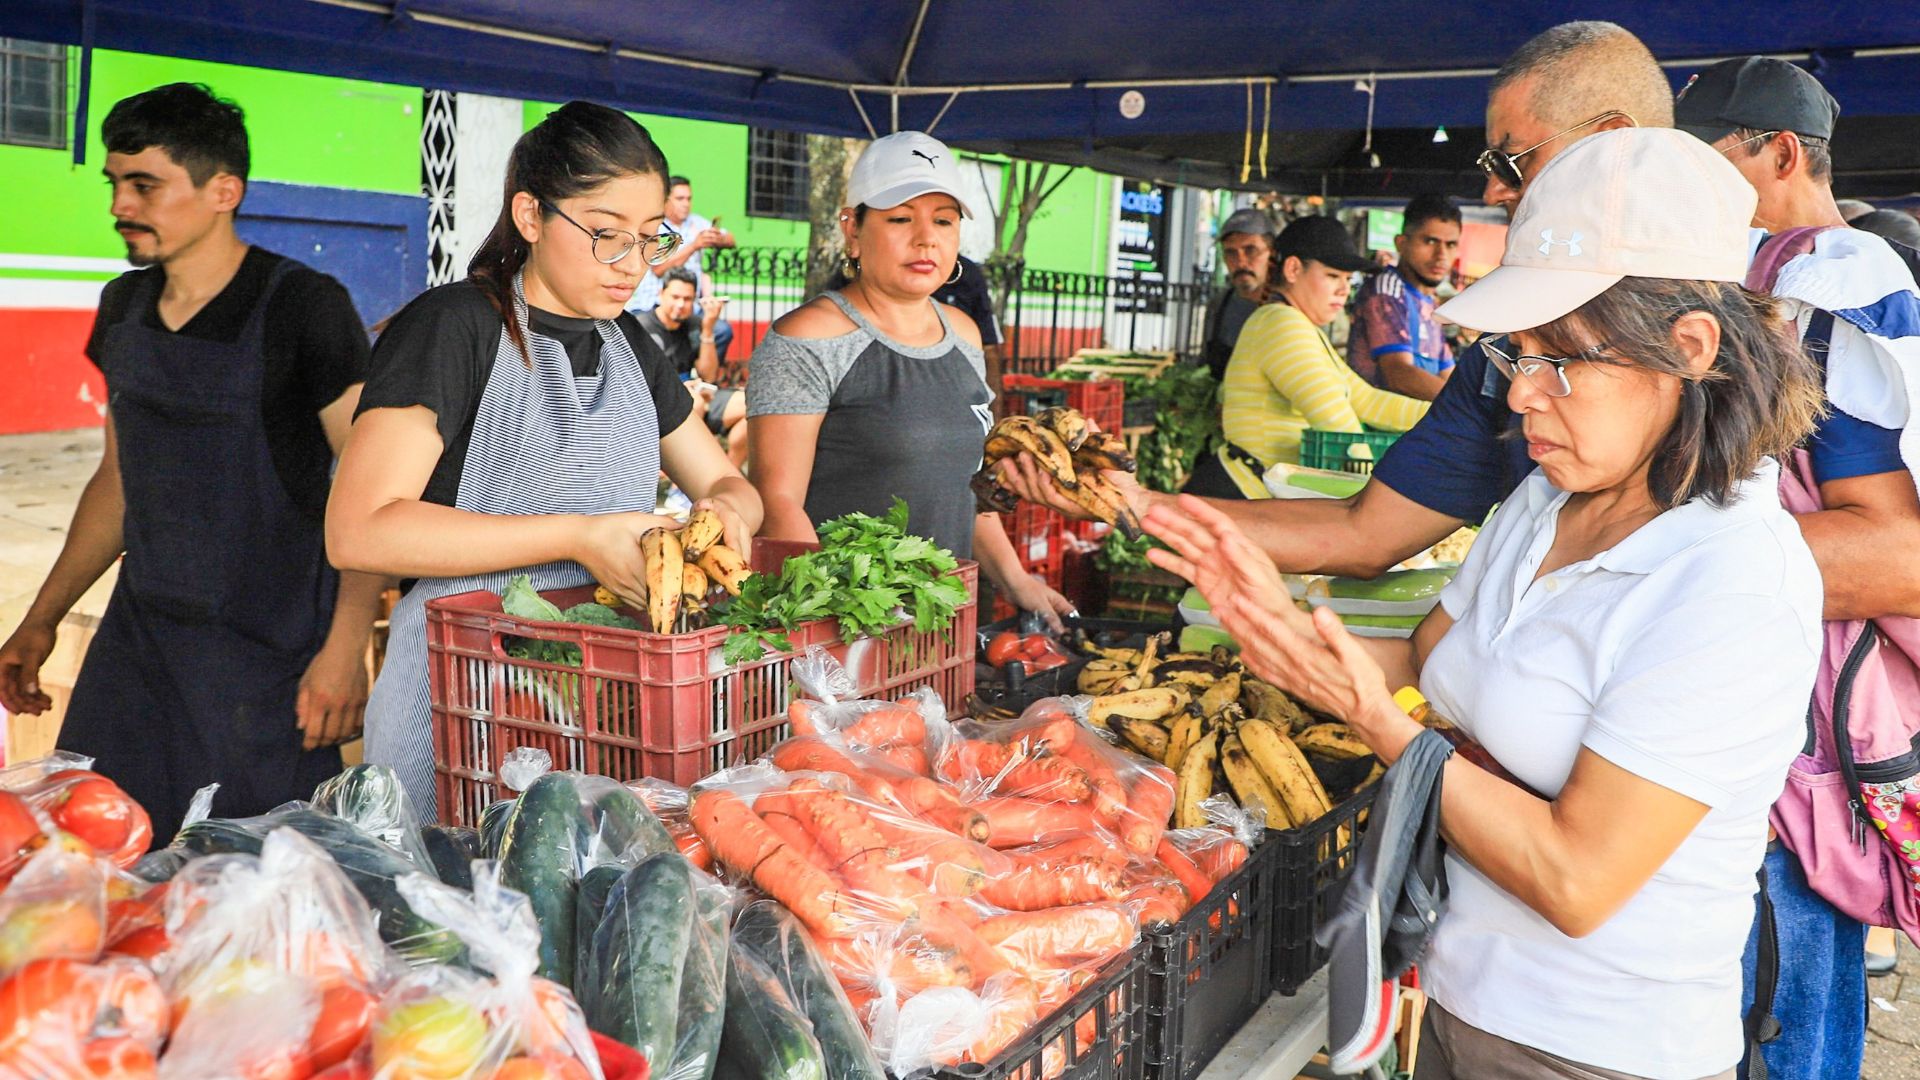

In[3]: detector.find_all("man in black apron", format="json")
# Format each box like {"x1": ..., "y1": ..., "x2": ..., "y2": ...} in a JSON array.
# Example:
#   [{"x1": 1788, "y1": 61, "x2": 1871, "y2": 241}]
[{"x1": 0, "y1": 83, "x2": 385, "y2": 839}]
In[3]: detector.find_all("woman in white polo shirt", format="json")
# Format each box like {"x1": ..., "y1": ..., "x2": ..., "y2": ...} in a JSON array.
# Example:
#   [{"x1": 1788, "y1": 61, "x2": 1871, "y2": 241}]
[{"x1": 1150, "y1": 130, "x2": 1826, "y2": 1080}]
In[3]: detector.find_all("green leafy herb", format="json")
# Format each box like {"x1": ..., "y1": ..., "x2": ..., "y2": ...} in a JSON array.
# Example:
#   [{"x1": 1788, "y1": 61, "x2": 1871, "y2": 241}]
[{"x1": 715, "y1": 498, "x2": 968, "y2": 661}]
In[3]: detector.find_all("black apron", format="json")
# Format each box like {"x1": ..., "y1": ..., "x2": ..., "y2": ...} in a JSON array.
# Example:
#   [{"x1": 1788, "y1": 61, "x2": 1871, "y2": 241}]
[{"x1": 69, "y1": 259, "x2": 342, "y2": 839}]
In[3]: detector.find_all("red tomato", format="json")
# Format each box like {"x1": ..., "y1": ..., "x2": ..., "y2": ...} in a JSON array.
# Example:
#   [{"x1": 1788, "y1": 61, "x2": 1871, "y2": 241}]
[
  {"x1": 105, "y1": 926, "x2": 168, "y2": 963},
  {"x1": 0, "y1": 793, "x2": 44, "y2": 878},
  {"x1": 46, "y1": 777, "x2": 136, "y2": 855},
  {"x1": 517, "y1": 978, "x2": 580, "y2": 1056},
  {"x1": 80, "y1": 1035, "x2": 157, "y2": 1079},
  {"x1": 311, "y1": 1060, "x2": 372, "y2": 1080},
  {"x1": 308, "y1": 985, "x2": 376, "y2": 1073},
  {"x1": 1019, "y1": 634, "x2": 1053, "y2": 659},
  {"x1": 985, "y1": 631, "x2": 1024, "y2": 667},
  {"x1": 1025, "y1": 651, "x2": 1068, "y2": 673},
  {"x1": 0, "y1": 958, "x2": 86, "y2": 1052}
]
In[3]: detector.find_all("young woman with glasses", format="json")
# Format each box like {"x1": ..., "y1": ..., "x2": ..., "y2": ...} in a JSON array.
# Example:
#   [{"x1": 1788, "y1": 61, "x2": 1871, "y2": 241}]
[
  {"x1": 1151, "y1": 131, "x2": 1827, "y2": 1079},
  {"x1": 328, "y1": 101, "x2": 762, "y2": 818}
]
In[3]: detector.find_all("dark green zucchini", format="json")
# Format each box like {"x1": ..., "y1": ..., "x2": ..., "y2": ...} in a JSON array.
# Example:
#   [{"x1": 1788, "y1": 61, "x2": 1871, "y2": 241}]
[
  {"x1": 669, "y1": 882, "x2": 730, "y2": 1080},
  {"x1": 583, "y1": 777, "x2": 675, "y2": 863},
  {"x1": 498, "y1": 772, "x2": 591, "y2": 985},
  {"x1": 574, "y1": 864, "x2": 625, "y2": 989},
  {"x1": 716, "y1": 944, "x2": 826, "y2": 1080},
  {"x1": 312, "y1": 764, "x2": 431, "y2": 867},
  {"x1": 584, "y1": 853, "x2": 693, "y2": 1062},
  {"x1": 479, "y1": 798, "x2": 516, "y2": 858},
  {"x1": 731, "y1": 902, "x2": 883, "y2": 1080},
  {"x1": 420, "y1": 825, "x2": 480, "y2": 890}
]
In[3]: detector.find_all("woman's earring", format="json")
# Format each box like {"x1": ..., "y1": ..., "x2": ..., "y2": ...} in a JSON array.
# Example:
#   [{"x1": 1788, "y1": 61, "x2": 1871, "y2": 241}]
[
  {"x1": 842, "y1": 255, "x2": 861, "y2": 279},
  {"x1": 947, "y1": 261, "x2": 964, "y2": 286}
]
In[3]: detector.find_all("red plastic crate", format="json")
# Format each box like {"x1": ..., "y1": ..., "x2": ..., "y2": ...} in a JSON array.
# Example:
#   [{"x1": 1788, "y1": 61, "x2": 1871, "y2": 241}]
[
  {"x1": 993, "y1": 501, "x2": 1067, "y2": 622},
  {"x1": 1002, "y1": 374, "x2": 1125, "y2": 437},
  {"x1": 425, "y1": 539, "x2": 978, "y2": 826}
]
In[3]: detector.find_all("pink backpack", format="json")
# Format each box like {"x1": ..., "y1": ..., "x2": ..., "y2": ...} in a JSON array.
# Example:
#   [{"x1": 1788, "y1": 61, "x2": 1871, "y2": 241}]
[{"x1": 1771, "y1": 448, "x2": 1920, "y2": 939}]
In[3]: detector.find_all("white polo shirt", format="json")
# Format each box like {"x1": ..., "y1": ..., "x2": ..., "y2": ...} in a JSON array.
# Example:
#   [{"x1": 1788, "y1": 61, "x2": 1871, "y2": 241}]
[{"x1": 1418, "y1": 459, "x2": 1822, "y2": 1079}]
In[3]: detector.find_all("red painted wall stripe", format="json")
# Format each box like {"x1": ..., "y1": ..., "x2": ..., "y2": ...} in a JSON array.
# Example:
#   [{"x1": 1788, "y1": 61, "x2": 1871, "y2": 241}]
[{"x1": 2, "y1": 309, "x2": 105, "y2": 435}]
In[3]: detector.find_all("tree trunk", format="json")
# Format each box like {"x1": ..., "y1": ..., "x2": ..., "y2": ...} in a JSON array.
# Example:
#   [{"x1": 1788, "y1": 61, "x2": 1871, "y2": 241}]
[{"x1": 804, "y1": 135, "x2": 866, "y2": 298}]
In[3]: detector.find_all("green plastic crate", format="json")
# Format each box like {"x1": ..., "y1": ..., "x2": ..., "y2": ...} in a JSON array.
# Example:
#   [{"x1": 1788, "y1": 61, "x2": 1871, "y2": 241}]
[{"x1": 1299, "y1": 428, "x2": 1403, "y2": 474}]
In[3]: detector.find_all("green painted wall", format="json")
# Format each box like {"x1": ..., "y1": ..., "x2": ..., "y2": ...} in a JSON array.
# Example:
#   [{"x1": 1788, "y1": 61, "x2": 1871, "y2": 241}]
[
  {"x1": 524, "y1": 101, "x2": 1112, "y2": 274},
  {"x1": 0, "y1": 49, "x2": 421, "y2": 269}
]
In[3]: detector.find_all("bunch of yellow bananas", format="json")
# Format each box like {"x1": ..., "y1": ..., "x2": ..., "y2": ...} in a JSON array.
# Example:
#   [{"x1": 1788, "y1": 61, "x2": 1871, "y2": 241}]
[
  {"x1": 1077, "y1": 632, "x2": 1381, "y2": 832},
  {"x1": 592, "y1": 508, "x2": 751, "y2": 634},
  {"x1": 971, "y1": 406, "x2": 1143, "y2": 539}
]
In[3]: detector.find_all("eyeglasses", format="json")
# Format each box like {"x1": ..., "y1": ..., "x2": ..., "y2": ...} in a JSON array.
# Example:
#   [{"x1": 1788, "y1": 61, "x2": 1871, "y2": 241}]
[
  {"x1": 1476, "y1": 110, "x2": 1637, "y2": 190},
  {"x1": 1719, "y1": 130, "x2": 1780, "y2": 158},
  {"x1": 1484, "y1": 339, "x2": 1620, "y2": 398},
  {"x1": 540, "y1": 199, "x2": 682, "y2": 266}
]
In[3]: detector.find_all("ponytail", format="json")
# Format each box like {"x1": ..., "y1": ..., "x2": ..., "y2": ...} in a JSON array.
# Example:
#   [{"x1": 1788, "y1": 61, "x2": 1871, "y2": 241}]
[{"x1": 467, "y1": 101, "x2": 670, "y2": 361}]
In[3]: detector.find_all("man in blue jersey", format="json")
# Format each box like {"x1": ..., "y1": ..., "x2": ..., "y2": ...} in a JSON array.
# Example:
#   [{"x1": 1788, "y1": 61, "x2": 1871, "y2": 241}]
[{"x1": 1347, "y1": 195, "x2": 1460, "y2": 401}]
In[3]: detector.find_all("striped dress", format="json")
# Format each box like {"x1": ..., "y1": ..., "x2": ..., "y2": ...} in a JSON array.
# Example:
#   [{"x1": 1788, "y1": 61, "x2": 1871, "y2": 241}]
[{"x1": 1221, "y1": 301, "x2": 1430, "y2": 468}]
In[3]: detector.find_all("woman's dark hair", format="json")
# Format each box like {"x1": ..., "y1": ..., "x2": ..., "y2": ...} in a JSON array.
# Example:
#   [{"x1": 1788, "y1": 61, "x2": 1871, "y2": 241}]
[
  {"x1": 1528, "y1": 277, "x2": 1826, "y2": 510},
  {"x1": 102, "y1": 82, "x2": 249, "y2": 190},
  {"x1": 468, "y1": 100, "x2": 670, "y2": 359}
]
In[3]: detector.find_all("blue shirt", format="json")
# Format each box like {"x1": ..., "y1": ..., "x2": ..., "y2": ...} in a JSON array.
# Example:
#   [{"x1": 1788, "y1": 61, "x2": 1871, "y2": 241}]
[
  {"x1": 1372, "y1": 326, "x2": 1905, "y2": 523},
  {"x1": 1348, "y1": 266, "x2": 1455, "y2": 388}
]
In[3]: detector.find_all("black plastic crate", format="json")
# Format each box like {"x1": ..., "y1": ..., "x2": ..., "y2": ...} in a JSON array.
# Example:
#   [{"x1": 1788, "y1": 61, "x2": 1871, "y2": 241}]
[
  {"x1": 1143, "y1": 834, "x2": 1279, "y2": 1080},
  {"x1": 970, "y1": 616, "x2": 1171, "y2": 716},
  {"x1": 1269, "y1": 782, "x2": 1379, "y2": 995},
  {"x1": 932, "y1": 946, "x2": 1149, "y2": 1080}
]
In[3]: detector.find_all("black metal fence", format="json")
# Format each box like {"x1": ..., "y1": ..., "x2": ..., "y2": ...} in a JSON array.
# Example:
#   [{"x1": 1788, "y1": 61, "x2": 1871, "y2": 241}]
[{"x1": 702, "y1": 247, "x2": 1209, "y2": 384}]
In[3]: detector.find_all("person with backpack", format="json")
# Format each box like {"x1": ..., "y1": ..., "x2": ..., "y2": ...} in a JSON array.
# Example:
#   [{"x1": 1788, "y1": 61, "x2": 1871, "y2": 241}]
[
  {"x1": 1155, "y1": 129, "x2": 1824, "y2": 1080},
  {"x1": 1674, "y1": 56, "x2": 1920, "y2": 1077}
]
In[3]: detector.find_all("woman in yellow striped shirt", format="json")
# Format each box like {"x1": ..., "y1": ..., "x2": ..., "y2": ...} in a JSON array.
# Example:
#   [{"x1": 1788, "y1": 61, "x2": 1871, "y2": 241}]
[{"x1": 1220, "y1": 216, "x2": 1429, "y2": 474}]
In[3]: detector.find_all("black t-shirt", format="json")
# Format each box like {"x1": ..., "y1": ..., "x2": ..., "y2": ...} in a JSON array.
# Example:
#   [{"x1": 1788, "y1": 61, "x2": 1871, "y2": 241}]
[
  {"x1": 357, "y1": 280, "x2": 693, "y2": 507},
  {"x1": 634, "y1": 309, "x2": 701, "y2": 378},
  {"x1": 933, "y1": 256, "x2": 1004, "y2": 346},
  {"x1": 84, "y1": 247, "x2": 369, "y2": 520}
]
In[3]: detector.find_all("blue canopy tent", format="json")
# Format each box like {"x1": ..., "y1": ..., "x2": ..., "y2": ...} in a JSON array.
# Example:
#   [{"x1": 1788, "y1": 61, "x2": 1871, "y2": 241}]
[{"x1": 9, "y1": 0, "x2": 1920, "y2": 195}]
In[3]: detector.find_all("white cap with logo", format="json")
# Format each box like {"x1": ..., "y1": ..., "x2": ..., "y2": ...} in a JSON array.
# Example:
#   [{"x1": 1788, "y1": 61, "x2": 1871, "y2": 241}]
[
  {"x1": 1437, "y1": 128, "x2": 1757, "y2": 334},
  {"x1": 847, "y1": 131, "x2": 976, "y2": 219}
]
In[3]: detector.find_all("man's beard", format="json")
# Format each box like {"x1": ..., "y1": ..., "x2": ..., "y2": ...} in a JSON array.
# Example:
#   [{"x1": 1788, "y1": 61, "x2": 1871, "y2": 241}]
[
  {"x1": 118, "y1": 226, "x2": 159, "y2": 267},
  {"x1": 1403, "y1": 265, "x2": 1444, "y2": 289}
]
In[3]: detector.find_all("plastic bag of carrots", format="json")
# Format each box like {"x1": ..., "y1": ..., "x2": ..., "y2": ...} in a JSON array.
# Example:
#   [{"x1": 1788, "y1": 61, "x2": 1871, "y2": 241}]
[
  {"x1": 157, "y1": 828, "x2": 401, "y2": 1080},
  {"x1": 786, "y1": 646, "x2": 955, "y2": 775}
]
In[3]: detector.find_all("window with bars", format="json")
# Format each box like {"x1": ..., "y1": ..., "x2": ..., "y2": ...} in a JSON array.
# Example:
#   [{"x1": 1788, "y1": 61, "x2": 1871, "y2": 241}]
[
  {"x1": 747, "y1": 128, "x2": 809, "y2": 221},
  {"x1": 1, "y1": 39, "x2": 66, "y2": 149}
]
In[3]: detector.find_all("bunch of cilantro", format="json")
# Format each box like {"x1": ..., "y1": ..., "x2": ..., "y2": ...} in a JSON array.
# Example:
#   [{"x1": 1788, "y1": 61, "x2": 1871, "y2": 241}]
[{"x1": 716, "y1": 498, "x2": 971, "y2": 663}]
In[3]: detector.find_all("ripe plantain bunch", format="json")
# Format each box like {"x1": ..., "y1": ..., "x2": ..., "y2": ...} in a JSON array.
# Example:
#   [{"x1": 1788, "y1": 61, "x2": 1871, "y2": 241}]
[
  {"x1": 1076, "y1": 632, "x2": 1383, "y2": 832},
  {"x1": 592, "y1": 508, "x2": 752, "y2": 635},
  {"x1": 971, "y1": 406, "x2": 1144, "y2": 539}
]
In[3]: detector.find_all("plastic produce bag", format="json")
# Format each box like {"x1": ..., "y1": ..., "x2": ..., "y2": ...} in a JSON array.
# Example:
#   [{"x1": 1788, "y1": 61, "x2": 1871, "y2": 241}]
[
  {"x1": 0, "y1": 845, "x2": 110, "y2": 975},
  {"x1": 786, "y1": 647, "x2": 955, "y2": 774},
  {"x1": 573, "y1": 851, "x2": 728, "y2": 1080},
  {"x1": 373, "y1": 863, "x2": 604, "y2": 1080},
  {"x1": 0, "y1": 757, "x2": 152, "y2": 873},
  {"x1": 313, "y1": 765, "x2": 435, "y2": 871},
  {"x1": 728, "y1": 901, "x2": 883, "y2": 1080},
  {"x1": 0, "y1": 956, "x2": 169, "y2": 1079},
  {"x1": 419, "y1": 825, "x2": 482, "y2": 890},
  {"x1": 160, "y1": 829, "x2": 399, "y2": 1078},
  {"x1": 164, "y1": 805, "x2": 466, "y2": 965},
  {"x1": 628, "y1": 778, "x2": 711, "y2": 873}
]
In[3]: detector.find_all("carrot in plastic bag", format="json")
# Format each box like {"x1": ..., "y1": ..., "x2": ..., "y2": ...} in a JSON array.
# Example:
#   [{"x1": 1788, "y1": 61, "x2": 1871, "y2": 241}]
[
  {"x1": 976, "y1": 904, "x2": 1136, "y2": 967},
  {"x1": 874, "y1": 743, "x2": 931, "y2": 777},
  {"x1": 788, "y1": 700, "x2": 821, "y2": 737},
  {"x1": 754, "y1": 791, "x2": 835, "y2": 872},
  {"x1": 973, "y1": 798, "x2": 1102, "y2": 849},
  {"x1": 940, "y1": 739, "x2": 1014, "y2": 787},
  {"x1": 1196, "y1": 837, "x2": 1248, "y2": 882},
  {"x1": 819, "y1": 932, "x2": 970, "y2": 994},
  {"x1": 1055, "y1": 737, "x2": 1128, "y2": 825},
  {"x1": 977, "y1": 860, "x2": 1124, "y2": 911},
  {"x1": 916, "y1": 903, "x2": 1009, "y2": 984},
  {"x1": 787, "y1": 781, "x2": 926, "y2": 915},
  {"x1": 964, "y1": 974, "x2": 1041, "y2": 1065},
  {"x1": 1155, "y1": 837, "x2": 1213, "y2": 904},
  {"x1": 689, "y1": 788, "x2": 859, "y2": 937},
  {"x1": 844, "y1": 706, "x2": 926, "y2": 748},
  {"x1": 863, "y1": 809, "x2": 991, "y2": 898},
  {"x1": 998, "y1": 755, "x2": 1093, "y2": 804},
  {"x1": 1122, "y1": 878, "x2": 1190, "y2": 929},
  {"x1": 1118, "y1": 765, "x2": 1176, "y2": 855}
]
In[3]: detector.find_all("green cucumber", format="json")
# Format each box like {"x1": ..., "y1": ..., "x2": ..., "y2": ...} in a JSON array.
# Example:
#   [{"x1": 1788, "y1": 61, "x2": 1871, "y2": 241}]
[
  {"x1": 717, "y1": 946, "x2": 827, "y2": 1080},
  {"x1": 574, "y1": 864, "x2": 625, "y2": 989},
  {"x1": 583, "y1": 778, "x2": 675, "y2": 863},
  {"x1": 585, "y1": 853, "x2": 695, "y2": 1062},
  {"x1": 498, "y1": 772, "x2": 591, "y2": 984},
  {"x1": 670, "y1": 883, "x2": 730, "y2": 1080},
  {"x1": 420, "y1": 825, "x2": 479, "y2": 890},
  {"x1": 479, "y1": 798, "x2": 516, "y2": 858},
  {"x1": 1320, "y1": 568, "x2": 1454, "y2": 602},
  {"x1": 732, "y1": 903, "x2": 883, "y2": 1080},
  {"x1": 1338, "y1": 612, "x2": 1427, "y2": 629}
]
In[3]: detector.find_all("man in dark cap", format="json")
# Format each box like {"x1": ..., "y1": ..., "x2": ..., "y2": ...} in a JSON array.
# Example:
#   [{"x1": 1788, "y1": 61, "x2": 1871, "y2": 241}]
[
  {"x1": 1202, "y1": 207, "x2": 1276, "y2": 380},
  {"x1": 1676, "y1": 56, "x2": 1847, "y2": 232}
]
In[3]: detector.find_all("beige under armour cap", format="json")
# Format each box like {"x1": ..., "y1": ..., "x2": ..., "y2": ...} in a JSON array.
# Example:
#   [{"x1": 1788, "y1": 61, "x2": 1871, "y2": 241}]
[{"x1": 1436, "y1": 128, "x2": 1756, "y2": 334}]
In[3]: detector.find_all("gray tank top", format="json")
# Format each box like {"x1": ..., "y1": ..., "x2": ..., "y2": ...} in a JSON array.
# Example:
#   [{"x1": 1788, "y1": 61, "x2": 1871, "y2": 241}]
[{"x1": 746, "y1": 290, "x2": 991, "y2": 558}]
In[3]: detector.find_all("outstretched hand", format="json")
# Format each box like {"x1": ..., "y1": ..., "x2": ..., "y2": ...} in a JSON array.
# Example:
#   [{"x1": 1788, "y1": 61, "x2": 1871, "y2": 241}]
[{"x1": 1144, "y1": 495, "x2": 1314, "y2": 639}]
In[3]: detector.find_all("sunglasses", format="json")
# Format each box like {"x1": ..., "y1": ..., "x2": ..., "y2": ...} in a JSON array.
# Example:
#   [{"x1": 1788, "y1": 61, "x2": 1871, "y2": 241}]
[
  {"x1": 1476, "y1": 110, "x2": 1637, "y2": 190},
  {"x1": 540, "y1": 199, "x2": 683, "y2": 266}
]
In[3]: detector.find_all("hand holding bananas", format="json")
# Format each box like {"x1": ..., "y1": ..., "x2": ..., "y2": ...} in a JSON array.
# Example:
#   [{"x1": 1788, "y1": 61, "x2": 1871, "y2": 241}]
[
  {"x1": 579, "y1": 507, "x2": 752, "y2": 634},
  {"x1": 972, "y1": 407, "x2": 1147, "y2": 539}
]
